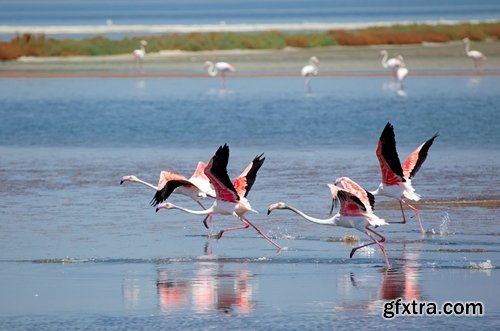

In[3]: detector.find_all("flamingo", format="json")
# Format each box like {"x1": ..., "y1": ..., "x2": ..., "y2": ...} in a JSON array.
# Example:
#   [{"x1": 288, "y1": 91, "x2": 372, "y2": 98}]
[
  {"x1": 463, "y1": 38, "x2": 486, "y2": 71},
  {"x1": 396, "y1": 64, "x2": 409, "y2": 94},
  {"x1": 121, "y1": 162, "x2": 216, "y2": 228},
  {"x1": 156, "y1": 144, "x2": 283, "y2": 250},
  {"x1": 371, "y1": 122, "x2": 438, "y2": 234},
  {"x1": 301, "y1": 56, "x2": 320, "y2": 93},
  {"x1": 203, "y1": 61, "x2": 235, "y2": 90},
  {"x1": 267, "y1": 180, "x2": 390, "y2": 267},
  {"x1": 132, "y1": 40, "x2": 147, "y2": 69},
  {"x1": 380, "y1": 50, "x2": 403, "y2": 79}
]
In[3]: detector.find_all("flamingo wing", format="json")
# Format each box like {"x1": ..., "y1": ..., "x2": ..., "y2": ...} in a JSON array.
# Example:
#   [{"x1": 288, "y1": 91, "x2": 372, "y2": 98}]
[
  {"x1": 331, "y1": 187, "x2": 367, "y2": 217},
  {"x1": 334, "y1": 177, "x2": 375, "y2": 211},
  {"x1": 376, "y1": 122, "x2": 405, "y2": 185},
  {"x1": 403, "y1": 133, "x2": 438, "y2": 179},
  {"x1": 233, "y1": 153, "x2": 265, "y2": 198},
  {"x1": 150, "y1": 179, "x2": 194, "y2": 206},
  {"x1": 204, "y1": 144, "x2": 239, "y2": 203},
  {"x1": 216, "y1": 62, "x2": 235, "y2": 72}
]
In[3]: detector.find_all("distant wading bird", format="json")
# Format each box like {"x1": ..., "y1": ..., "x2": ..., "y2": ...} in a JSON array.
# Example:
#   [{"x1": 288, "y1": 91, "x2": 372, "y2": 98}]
[
  {"x1": 156, "y1": 144, "x2": 283, "y2": 250},
  {"x1": 380, "y1": 50, "x2": 403, "y2": 79},
  {"x1": 372, "y1": 122, "x2": 438, "y2": 234},
  {"x1": 203, "y1": 61, "x2": 235, "y2": 90},
  {"x1": 268, "y1": 177, "x2": 390, "y2": 267},
  {"x1": 463, "y1": 38, "x2": 486, "y2": 71},
  {"x1": 301, "y1": 56, "x2": 320, "y2": 93},
  {"x1": 132, "y1": 40, "x2": 147, "y2": 69},
  {"x1": 121, "y1": 162, "x2": 216, "y2": 228}
]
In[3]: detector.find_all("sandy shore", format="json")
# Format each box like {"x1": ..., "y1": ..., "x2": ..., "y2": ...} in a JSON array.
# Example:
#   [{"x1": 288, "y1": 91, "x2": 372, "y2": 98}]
[{"x1": 1, "y1": 40, "x2": 500, "y2": 77}]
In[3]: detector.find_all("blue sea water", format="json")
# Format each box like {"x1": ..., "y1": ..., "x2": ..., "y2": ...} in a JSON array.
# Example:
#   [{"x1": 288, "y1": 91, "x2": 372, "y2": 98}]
[
  {"x1": 0, "y1": 75, "x2": 499, "y2": 329},
  {"x1": 0, "y1": 0, "x2": 499, "y2": 26}
]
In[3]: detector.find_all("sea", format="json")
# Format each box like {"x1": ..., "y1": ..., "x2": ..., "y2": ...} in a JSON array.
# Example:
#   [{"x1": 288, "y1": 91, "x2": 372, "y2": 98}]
[{"x1": 1, "y1": 1, "x2": 500, "y2": 330}]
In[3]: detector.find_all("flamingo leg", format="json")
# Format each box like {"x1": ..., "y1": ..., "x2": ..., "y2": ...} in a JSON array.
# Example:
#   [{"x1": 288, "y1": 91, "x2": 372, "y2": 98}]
[
  {"x1": 304, "y1": 77, "x2": 311, "y2": 93},
  {"x1": 213, "y1": 221, "x2": 249, "y2": 240},
  {"x1": 241, "y1": 216, "x2": 283, "y2": 251},
  {"x1": 387, "y1": 201, "x2": 407, "y2": 225},
  {"x1": 196, "y1": 201, "x2": 214, "y2": 230},
  {"x1": 403, "y1": 201, "x2": 425, "y2": 234},
  {"x1": 350, "y1": 227, "x2": 390, "y2": 268},
  {"x1": 220, "y1": 73, "x2": 226, "y2": 90}
]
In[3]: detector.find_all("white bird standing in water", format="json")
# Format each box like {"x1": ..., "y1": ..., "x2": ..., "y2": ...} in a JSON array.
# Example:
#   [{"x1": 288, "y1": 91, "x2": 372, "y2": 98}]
[
  {"x1": 132, "y1": 40, "x2": 147, "y2": 70},
  {"x1": 380, "y1": 50, "x2": 403, "y2": 79},
  {"x1": 463, "y1": 38, "x2": 486, "y2": 71},
  {"x1": 301, "y1": 56, "x2": 320, "y2": 93},
  {"x1": 203, "y1": 61, "x2": 235, "y2": 90}
]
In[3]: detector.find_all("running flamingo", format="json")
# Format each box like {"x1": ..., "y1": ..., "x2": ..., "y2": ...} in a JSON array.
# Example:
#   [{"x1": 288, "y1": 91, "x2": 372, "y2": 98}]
[
  {"x1": 203, "y1": 61, "x2": 235, "y2": 90},
  {"x1": 371, "y1": 122, "x2": 438, "y2": 234},
  {"x1": 156, "y1": 144, "x2": 282, "y2": 250},
  {"x1": 301, "y1": 56, "x2": 320, "y2": 93},
  {"x1": 463, "y1": 38, "x2": 486, "y2": 71},
  {"x1": 380, "y1": 50, "x2": 403, "y2": 79},
  {"x1": 121, "y1": 162, "x2": 216, "y2": 228},
  {"x1": 268, "y1": 180, "x2": 390, "y2": 267}
]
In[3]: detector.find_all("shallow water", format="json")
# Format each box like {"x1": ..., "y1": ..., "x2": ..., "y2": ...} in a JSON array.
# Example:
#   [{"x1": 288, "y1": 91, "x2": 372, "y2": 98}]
[{"x1": 0, "y1": 76, "x2": 499, "y2": 329}]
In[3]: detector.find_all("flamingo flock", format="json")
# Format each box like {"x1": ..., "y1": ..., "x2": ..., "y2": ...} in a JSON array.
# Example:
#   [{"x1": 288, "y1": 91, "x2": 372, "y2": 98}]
[
  {"x1": 130, "y1": 38, "x2": 485, "y2": 92},
  {"x1": 122, "y1": 122, "x2": 438, "y2": 268}
]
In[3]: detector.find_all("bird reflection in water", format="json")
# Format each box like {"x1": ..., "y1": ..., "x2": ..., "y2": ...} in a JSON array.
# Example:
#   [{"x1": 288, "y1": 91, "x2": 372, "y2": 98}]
[
  {"x1": 335, "y1": 243, "x2": 422, "y2": 312},
  {"x1": 156, "y1": 262, "x2": 254, "y2": 315}
]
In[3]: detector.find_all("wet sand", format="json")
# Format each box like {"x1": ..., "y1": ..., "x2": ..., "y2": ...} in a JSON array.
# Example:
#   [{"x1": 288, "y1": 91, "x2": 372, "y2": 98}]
[{"x1": 1, "y1": 40, "x2": 500, "y2": 77}]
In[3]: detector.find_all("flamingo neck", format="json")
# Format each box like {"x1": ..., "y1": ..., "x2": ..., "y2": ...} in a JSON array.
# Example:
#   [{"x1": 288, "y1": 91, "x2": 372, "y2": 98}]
[
  {"x1": 132, "y1": 177, "x2": 158, "y2": 190},
  {"x1": 167, "y1": 203, "x2": 213, "y2": 215},
  {"x1": 283, "y1": 204, "x2": 337, "y2": 226},
  {"x1": 464, "y1": 41, "x2": 471, "y2": 54},
  {"x1": 381, "y1": 52, "x2": 388, "y2": 68},
  {"x1": 207, "y1": 63, "x2": 217, "y2": 77}
]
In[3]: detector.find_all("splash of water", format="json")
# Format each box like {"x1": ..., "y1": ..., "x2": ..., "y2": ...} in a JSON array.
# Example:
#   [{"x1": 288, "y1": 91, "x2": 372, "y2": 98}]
[
  {"x1": 431, "y1": 212, "x2": 451, "y2": 235},
  {"x1": 469, "y1": 259, "x2": 495, "y2": 270}
]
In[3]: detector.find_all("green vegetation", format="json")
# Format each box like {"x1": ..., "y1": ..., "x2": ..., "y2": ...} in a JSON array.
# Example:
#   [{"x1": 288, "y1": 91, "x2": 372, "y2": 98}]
[{"x1": 1, "y1": 22, "x2": 499, "y2": 61}]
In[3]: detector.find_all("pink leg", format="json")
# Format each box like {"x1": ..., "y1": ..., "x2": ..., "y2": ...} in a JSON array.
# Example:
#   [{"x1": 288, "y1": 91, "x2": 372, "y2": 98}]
[
  {"x1": 403, "y1": 201, "x2": 425, "y2": 234},
  {"x1": 220, "y1": 74, "x2": 226, "y2": 90},
  {"x1": 241, "y1": 216, "x2": 283, "y2": 250},
  {"x1": 213, "y1": 221, "x2": 249, "y2": 240},
  {"x1": 350, "y1": 227, "x2": 390, "y2": 268}
]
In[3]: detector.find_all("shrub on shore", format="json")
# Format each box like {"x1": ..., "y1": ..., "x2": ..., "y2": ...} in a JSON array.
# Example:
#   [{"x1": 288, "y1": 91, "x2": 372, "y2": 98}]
[{"x1": 1, "y1": 22, "x2": 498, "y2": 61}]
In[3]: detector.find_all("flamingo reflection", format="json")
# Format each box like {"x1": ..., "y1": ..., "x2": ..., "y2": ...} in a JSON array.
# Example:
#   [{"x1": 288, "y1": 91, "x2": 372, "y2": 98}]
[
  {"x1": 156, "y1": 262, "x2": 254, "y2": 314},
  {"x1": 335, "y1": 242, "x2": 422, "y2": 312}
]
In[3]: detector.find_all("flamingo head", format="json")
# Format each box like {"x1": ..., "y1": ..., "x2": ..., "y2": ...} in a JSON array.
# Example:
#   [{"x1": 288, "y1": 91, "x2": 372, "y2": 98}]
[
  {"x1": 203, "y1": 61, "x2": 213, "y2": 69},
  {"x1": 463, "y1": 37, "x2": 470, "y2": 44},
  {"x1": 120, "y1": 175, "x2": 138, "y2": 184},
  {"x1": 140, "y1": 40, "x2": 148, "y2": 47},
  {"x1": 267, "y1": 202, "x2": 287, "y2": 215},
  {"x1": 155, "y1": 202, "x2": 174, "y2": 212},
  {"x1": 379, "y1": 50, "x2": 387, "y2": 57},
  {"x1": 310, "y1": 56, "x2": 320, "y2": 66}
]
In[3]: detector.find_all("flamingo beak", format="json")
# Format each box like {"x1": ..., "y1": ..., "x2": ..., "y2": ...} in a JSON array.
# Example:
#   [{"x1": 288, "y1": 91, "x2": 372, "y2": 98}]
[
  {"x1": 120, "y1": 180, "x2": 124, "y2": 185},
  {"x1": 155, "y1": 207, "x2": 160, "y2": 213}
]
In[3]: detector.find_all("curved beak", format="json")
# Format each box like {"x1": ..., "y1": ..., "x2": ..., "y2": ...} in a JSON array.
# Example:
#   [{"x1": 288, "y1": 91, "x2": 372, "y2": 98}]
[{"x1": 120, "y1": 180, "x2": 124, "y2": 185}]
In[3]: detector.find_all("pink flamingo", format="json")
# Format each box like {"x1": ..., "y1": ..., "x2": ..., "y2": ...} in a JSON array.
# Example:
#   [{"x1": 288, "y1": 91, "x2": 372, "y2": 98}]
[
  {"x1": 463, "y1": 38, "x2": 486, "y2": 71},
  {"x1": 203, "y1": 61, "x2": 235, "y2": 90},
  {"x1": 121, "y1": 162, "x2": 216, "y2": 228},
  {"x1": 132, "y1": 40, "x2": 147, "y2": 70},
  {"x1": 371, "y1": 122, "x2": 438, "y2": 234},
  {"x1": 156, "y1": 144, "x2": 282, "y2": 250},
  {"x1": 301, "y1": 56, "x2": 320, "y2": 93},
  {"x1": 380, "y1": 50, "x2": 403, "y2": 79},
  {"x1": 268, "y1": 178, "x2": 390, "y2": 268}
]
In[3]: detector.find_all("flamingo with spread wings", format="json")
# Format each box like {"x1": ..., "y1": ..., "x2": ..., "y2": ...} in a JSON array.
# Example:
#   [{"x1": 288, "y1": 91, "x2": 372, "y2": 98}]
[
  {"x1": 268, "y1": 178, "x2": 390, "y2": 267},
  {"x1": 372, "y1": 122, "x2": 438, "y2": 233},
  {"x1": 156, "y1": 144, "x2": 282, "y2": 250},
  {"x1": 121, "y1": 162, "x2": 216, "y2": 228}
]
